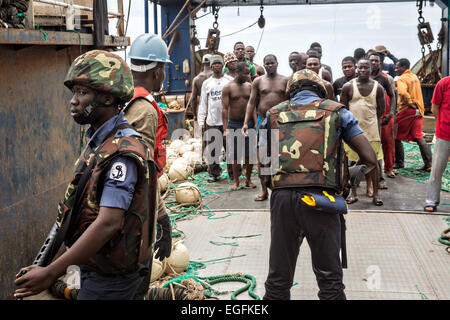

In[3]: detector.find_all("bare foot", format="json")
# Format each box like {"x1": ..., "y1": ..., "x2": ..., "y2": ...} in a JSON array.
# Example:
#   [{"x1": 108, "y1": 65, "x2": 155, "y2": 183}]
[
  {"x1": 245, "y1": 181, "x2": 257, "y2": 188},
  {"x1": 255, "y1": 193, "x2": 268, "y2": 201},
  {"x1": 230, "y1": 183, "x2": 240, "y2": 191}
]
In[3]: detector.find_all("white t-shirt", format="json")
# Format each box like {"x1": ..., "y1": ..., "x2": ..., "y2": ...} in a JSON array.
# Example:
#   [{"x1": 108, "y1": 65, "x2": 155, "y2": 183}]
[{"x1": 198, "y1": 75, "x2": 231, "y2": 127}]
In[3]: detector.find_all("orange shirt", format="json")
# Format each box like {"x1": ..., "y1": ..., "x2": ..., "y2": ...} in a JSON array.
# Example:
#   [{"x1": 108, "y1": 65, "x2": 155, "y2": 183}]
[{"x1": 395, "y1": 69, "x2": 424, "y2": 116}]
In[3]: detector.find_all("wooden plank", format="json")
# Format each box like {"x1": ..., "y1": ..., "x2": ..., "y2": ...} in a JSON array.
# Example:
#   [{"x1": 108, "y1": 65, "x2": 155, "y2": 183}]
[
  {"x1": 117, "y1": 0, "x2": 124, "y2": 36},
  {"x1": 33, "y1": 2, "x2": 65, "y2": 17},
  {"x1": 34, "y1": 16, "x2": 65, "y2": 26},
  {"x1": 33, "y1": 0, "x2": 93, "y2": 20},
  {"x1": 0, "y1": 29, "x2": 129, "y2": 47},
  {"x1": 25, "y1": 0, "x2": 35, "y2": 29}
]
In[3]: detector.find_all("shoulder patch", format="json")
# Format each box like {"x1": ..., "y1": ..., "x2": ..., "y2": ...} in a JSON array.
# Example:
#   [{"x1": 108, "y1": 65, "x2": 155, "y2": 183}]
[{"x1": 110, "y1": 161, "x2": 127, "y2": 182}]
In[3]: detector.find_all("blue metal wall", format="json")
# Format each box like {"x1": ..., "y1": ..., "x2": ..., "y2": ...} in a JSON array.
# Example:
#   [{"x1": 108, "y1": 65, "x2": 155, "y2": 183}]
[{"x1": 160, "y1": 3, "x2": 192, "y2": 95}]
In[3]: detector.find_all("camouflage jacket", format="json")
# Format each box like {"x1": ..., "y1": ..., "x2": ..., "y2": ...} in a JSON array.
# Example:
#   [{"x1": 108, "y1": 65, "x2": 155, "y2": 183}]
[
  {"x1": 266, "y1": 99, "x2": 346, "y2": 191},
  {"x1": 59, "y1": 123, "x2": 151, "y2": 275}
]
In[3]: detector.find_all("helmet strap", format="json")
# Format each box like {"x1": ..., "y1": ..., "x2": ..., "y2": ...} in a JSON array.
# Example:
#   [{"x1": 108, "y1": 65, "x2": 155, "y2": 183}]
[
  {"x1": 130, "y1": 61, "x2": 158, "y2": 72},
  {"x1": 83, "y1": 104, "x2": 95, "y2": 117}
]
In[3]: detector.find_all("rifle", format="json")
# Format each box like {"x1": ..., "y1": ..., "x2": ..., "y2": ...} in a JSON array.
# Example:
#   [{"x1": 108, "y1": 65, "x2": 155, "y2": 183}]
[{"x1": 17, "y1": 222, "x2": 60, "y2": 277}]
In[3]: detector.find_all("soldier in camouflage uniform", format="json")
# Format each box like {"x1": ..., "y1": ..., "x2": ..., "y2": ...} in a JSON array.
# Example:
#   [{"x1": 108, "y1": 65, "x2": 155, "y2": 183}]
[
  {"x1": 15, "y1": 50, "x2": 157, "y2": 300},
  {"x1": 263, "y1": 69, "x2": 378, "y2": 300}
]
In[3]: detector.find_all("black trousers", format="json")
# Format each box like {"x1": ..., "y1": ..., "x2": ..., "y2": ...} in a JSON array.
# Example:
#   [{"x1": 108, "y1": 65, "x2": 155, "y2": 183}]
[{"x1": 263, "y1": 188, "x2": 346, "y2": 300}]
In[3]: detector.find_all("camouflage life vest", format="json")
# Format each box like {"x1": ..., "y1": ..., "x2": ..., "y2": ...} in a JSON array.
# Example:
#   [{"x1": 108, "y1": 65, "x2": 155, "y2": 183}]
[
  {"x1": 267, "y1": 99, "x2": 345, "y2": 191},
  {"x1": 58, "y1": 124, "x2": 150, "y2": 275}
]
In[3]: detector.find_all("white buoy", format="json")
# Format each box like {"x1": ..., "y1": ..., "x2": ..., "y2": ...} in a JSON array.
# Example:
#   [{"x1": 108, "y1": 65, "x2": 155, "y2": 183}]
[
  {"x1": 164, "y1": 240, "x2": 190, "y2": 274},
  {"x1": 182, "y1": 151, "x2": 202, "y2": 167},
  {"x1": 150, "y1": 257, "x2": 166, "y2": 283},
  {"x1": 158, "y1": 173, "x2": 170, "y2": 192},
  {"x1": 178, "y1": 143, "x2": 194, "y2": 156},
  {"x1": 192, "y1": 142, "x2": 202, "y2": 154},
  {"x1": 174, "y1": 182, "x2": 201, "y2": 205},
  {"x1": 169, "y1": 139, "x2": 185, "y2": 154},
  {"x1": 168, "y1": 158, "x2": 193, "y2": 182},
  {"x1": 165, "y1": 148, "x2": 179, "y2": 172}
]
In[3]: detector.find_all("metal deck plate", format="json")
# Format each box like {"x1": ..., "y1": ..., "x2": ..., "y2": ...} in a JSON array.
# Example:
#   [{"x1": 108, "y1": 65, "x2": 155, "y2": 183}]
[{"x1": 176, "y1": 210, "x2": 450, "y2": 300}]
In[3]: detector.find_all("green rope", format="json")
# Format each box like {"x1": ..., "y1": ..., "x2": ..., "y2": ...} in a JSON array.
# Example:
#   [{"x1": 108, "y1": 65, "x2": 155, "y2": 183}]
[
  {"x1": 66, "y1": 29, "x2": 82, "y2": 55},
  {"x1": 396, "y1": 141, "x2": 450, "y2": 192},
  {"x1": 209, "y1": 240, "x2": 239, "y2": 246},
  {"x1": 415, "y1": 284, "x2": 429, "y2": 300},
  {"x1": 207, "y1": 211, "x2": 242, "y2": 220},
  {"x1": 203, "y1": 274, "x2": 260, "y2": 300},
  {"x1": 162, "y1": 254, "x2": 260, "y2": 300},
  {"x1": 34, "y1": 24, "x2": 48, "y2": 41},
  {"x1": 438, "y1": 236, "x2": 450, "y2": 246},
  {"x1": 16, "y1": 13, "x2": 27, "y2": 26},
  {"x1": 14, "y1": 12, "x2": 48, "y2": 41}
]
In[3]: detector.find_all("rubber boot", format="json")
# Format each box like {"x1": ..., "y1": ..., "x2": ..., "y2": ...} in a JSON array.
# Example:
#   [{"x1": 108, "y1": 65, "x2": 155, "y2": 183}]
[
  {"x1": 418, "y1": 141, "x2": 432, "y2": 171},
  {"x1": 394, "y1": 140, "x2": 404, "y2": 169}
]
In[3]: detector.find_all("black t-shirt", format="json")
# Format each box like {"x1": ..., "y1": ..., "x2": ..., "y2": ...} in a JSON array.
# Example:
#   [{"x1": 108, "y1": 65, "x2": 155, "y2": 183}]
[
  {"x1": 333, "y1": 76, "x2": 354, "y2": 98},
  {"x1": 372, "y1": 72, "x2": 392, "y2": 96}
]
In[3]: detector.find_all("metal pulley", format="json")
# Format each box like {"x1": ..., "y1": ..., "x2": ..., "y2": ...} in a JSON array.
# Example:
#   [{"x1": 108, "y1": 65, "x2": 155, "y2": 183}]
[
  {"x1": 258, "y1": 4, "x2": 265, "y2": 29},
  {"x1": 417, "y1": 22, "x2": 434, "y2": 46},
  {"x1": 206, "y1": 28, "x2": 220, "y2": 51}
]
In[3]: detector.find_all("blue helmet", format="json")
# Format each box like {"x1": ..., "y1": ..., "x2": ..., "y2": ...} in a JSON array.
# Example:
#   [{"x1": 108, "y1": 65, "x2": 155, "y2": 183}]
[{"x1": 129, "y1": 33, "x2": 172, "y2": 64}]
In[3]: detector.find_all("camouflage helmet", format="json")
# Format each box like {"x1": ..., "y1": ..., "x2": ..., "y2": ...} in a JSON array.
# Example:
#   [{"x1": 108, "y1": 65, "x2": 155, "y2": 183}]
[
  {"x1": 64, "y1": 50, "x2": 134, "y2": 103},
  {"x1": 286, "y1": 69, "x2": 327, "y2": 99}
]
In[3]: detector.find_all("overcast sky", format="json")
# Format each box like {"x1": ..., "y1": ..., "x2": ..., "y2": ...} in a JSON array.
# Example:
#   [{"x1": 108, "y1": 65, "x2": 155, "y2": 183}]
[{"x1": 108, "y1": 1, "x2": 443, "y2": 79}]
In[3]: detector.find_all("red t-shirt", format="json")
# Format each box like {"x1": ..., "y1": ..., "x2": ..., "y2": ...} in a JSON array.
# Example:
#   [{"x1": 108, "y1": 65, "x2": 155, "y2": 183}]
[{"x1": 431, "y1": 76, "x2": 450, "y2": 141}]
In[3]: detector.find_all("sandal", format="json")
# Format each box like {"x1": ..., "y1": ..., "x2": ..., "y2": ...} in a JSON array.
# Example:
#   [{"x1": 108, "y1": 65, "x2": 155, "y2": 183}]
[
  {"x1": 379, "y1": 183, "x2": 388, "y2": 190},
  {"x1": 346, "y1": 195, "x2": 358, "y2": 204},
  {"x1": 372, "y1": 197, "x2": 383, "y2": 206},
  {"x1": 423, "y1": 204, "x2": 437, "y2": 212},
  {"x1": 254, "y1": 194, "x2": 268, "y2": 201},
  {"x1": 386, "y1": 171, "x2": 396, "y2": 178},
  {"x1": 366, "y1": 190, "x2": 374, "y2": 198}
]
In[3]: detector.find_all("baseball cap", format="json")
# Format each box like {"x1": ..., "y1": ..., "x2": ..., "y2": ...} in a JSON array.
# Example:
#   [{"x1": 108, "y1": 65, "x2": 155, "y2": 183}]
[{"x1": 202, "y1": 54, "x2": 212, "y2": 64}]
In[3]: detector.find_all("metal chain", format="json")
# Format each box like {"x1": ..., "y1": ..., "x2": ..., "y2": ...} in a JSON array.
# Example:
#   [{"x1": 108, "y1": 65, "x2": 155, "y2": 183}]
[
  {"x1": 213, "y1": 6, "x2": 219, "y2": 29},
  {"x1": 417, "y1": 0, "x2": 426, "y2": 80},
  {"x1": 417, "y1": 0, "x2": 425, "y2": 24},
  {"x1": 416, "y1": 0, "x2": 442, "y2": 85}
]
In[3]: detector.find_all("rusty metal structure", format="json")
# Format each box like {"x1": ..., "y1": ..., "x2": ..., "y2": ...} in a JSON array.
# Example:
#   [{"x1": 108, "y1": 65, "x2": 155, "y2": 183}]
[
  {"x1": 0, "y1": 0, "x2": 448, "y2": 300},
  {"x1": 0, "y1": 0, "x2": 129, "y2": 299}
]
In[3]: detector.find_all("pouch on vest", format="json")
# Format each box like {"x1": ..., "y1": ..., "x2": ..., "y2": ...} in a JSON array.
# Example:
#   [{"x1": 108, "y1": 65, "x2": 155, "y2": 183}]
[{"x1": 298, "y1": 190, "x2": 348, "y2": 215}]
